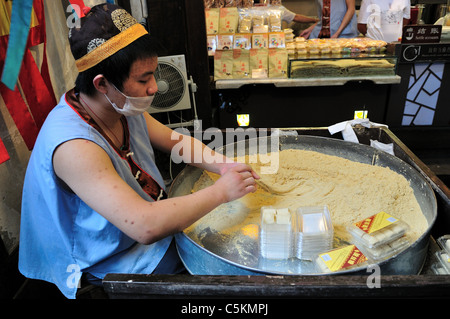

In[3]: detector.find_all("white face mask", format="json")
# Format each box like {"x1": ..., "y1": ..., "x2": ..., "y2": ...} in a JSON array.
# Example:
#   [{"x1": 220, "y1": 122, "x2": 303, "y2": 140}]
[{"x1": 104, "y1": 84, "x2": 154, "y2": 116}]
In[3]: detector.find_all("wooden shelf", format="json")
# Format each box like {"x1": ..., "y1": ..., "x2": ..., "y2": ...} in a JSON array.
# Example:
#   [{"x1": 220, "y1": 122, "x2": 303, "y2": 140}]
[{"x1": 215, "y1": 75, "x2": 401, "y2": 89}]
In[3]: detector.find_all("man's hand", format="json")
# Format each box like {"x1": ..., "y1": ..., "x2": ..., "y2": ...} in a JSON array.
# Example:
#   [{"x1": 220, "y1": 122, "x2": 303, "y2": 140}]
[{"x1": 214, "y1": 163, "x2": 259, "y2": 203}]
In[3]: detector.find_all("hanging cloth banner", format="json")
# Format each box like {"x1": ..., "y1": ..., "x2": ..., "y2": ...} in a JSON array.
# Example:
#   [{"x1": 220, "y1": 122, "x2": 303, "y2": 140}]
[
  {"x1": 20, "y1": 0, "x2": 56, "y2": 128},
  {"x1": 0, "y1": 137, "x2": 9, "y2": 164},
  {"x1": 0, "y1": 36, "x2": 39, "y2": 151},
  {"x1": 0, "y1": 0, "x2": 13, "y2": 162},
  {"x1": 0, "y1": 0, "x2": 56, "y2": 151},
  {"x1": 1, "y1": 0, "x2": 34, "y2": 90}
]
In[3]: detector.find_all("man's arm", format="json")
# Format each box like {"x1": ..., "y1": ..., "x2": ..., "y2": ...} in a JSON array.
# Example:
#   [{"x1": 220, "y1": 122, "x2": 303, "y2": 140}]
[
  {"x1": 293, "y1": 14, "x2": 319, "y2": 24},
  {"x1": 144, "y1": 112, "x2": 259, "y2": 177},
  {"x1": 53, "y1": 139, "x2": 257, "y2": 245},
  {"x1": 357, "y1": 0, "x2": 369, "y2": 36},
  {"x1": 300, "y1": 22, "x2": 318, "y2": 39},
  {"x1": 358, "y1": 23, "x2": 367, "y2": 35},
  {"x1": 331, "y1": 0, "x2": 356, "y2": 38}
]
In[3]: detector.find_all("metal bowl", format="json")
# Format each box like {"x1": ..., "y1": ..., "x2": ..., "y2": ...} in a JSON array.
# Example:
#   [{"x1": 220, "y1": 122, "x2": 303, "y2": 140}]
[{"x1": 170, "y1": 135, "x2": 437, "y2": 276}]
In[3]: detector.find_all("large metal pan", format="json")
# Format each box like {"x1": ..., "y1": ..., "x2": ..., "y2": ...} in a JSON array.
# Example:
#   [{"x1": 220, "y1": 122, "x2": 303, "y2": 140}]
[{"x1": 170, "y1": 135, "x2": 437, "y2": 276}]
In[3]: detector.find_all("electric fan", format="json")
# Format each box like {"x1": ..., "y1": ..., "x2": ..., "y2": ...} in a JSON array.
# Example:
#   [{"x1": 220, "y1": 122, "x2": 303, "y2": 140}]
[{"x1": 147, "y1": 55, "x2": 194, "y2": 114}]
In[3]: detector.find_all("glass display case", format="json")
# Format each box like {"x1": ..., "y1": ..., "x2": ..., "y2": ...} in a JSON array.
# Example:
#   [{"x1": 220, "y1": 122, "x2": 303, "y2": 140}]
[
  {"x1": 289, "y1": 54, "x2": 398, "y2": 79},
  {"x1": 215, "y1": 53, "x2": 399, "y2": 89}
]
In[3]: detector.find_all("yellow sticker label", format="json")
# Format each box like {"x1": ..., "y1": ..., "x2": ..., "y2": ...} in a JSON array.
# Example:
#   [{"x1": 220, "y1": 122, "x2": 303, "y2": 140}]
[
  {"x1": 319, "y1": 245, "x2": 367, "y2": 272},
  {"x1": 354, "y1": 110, "x2": 368, "y2": 119},
  {"x1": 237, "y1": 114, "x2": 250, "y2": 126},
  {"x1": 354, "y1": 211, "x2": 397, "y2": 234}
]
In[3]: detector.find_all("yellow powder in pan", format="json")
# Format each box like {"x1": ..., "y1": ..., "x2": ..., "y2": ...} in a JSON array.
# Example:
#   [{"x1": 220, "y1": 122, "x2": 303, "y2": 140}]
[{"x1": 187, "y1": 149, "x2": 428, "y2": 246}]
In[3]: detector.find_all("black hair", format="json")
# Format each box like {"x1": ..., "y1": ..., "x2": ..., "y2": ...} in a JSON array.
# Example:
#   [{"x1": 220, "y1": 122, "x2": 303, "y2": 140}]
[{"x1": 74, "y1": 34, "x2": 161, "y2": 96}]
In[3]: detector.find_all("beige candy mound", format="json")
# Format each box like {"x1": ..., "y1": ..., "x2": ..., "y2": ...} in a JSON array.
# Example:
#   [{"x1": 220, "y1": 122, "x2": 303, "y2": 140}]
[{"x1": 188, "y1": 149, "x2": 428, "y2": 246}]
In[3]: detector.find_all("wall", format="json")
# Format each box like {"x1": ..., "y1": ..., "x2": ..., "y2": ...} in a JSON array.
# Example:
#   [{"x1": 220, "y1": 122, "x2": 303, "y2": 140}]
[
  {"x1": 283, "y1": 0, "x2": 318, "y2": 16},
  {"x1": 0, "y1": 1, "x2": 77, "y2": 256},
  {"x1": 0, "y1": 98, "x2": 29, "y2": 255}
]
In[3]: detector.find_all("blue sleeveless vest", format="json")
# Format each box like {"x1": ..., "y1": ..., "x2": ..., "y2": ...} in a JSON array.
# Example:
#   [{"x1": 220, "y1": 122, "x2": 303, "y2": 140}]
[{"x1": 19, "y1": 93, "x2": 172, "y2": 299}]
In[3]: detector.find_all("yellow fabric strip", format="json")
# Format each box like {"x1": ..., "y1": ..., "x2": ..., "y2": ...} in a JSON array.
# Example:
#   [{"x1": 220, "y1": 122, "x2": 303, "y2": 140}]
[
  {"x1": 0, "y1": 0, "x2": 12, "y2": 36},
  {"x1": 0, "y1": 0, "x2": 38, "y2": 37},
  {"x1": 75, "y1": 23, "x2": 148, "y2": 72}
]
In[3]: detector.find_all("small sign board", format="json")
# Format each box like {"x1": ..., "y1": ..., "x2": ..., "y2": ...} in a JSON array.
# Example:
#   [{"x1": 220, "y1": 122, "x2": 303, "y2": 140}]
[
  {"x1": 401, "y1": 25, "x2": 442, "y2": 44},
  {"x1": 399, "y1": 43, "x2": 450, "y2": 62}
]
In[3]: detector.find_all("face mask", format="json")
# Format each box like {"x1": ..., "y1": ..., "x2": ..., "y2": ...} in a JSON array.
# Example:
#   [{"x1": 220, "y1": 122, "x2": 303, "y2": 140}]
[{"x1": 104, "y1": 84, "x2": 154, "y2": 116}]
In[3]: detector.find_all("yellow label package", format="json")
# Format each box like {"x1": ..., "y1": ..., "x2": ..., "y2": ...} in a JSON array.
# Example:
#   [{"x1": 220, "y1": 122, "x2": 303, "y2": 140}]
[
  {"x1": 207, "y1": 35, "x2": 217, "y2": 56},
  {"x1": 233, "y1": 49, "x2": 250, "y2": 79},
  {"x1": 268, "y1": 32, "x2": 286, "y2": 48},
  {"x1": 316, "y1": 245, "x2": 368, "y2": 273},
  {"x1": 205, "y1": 8, "x2": 220, "y2": 35},
  {"x1": 348, "y1": 212, "x2": 409, "y2": 248},
  {"x1": 356, "y1": 211, "x2": 397, "y2": 234},
  {"x1": 268, "y1": 48, "x2": 287, "y2": 79},
  {"x1": 217, "y1": 34, "x2": 234, "y2": 50},
  {"x1": 214, "y1": 50, "x2": 234, "y2": 80},
  {"x1": 233, "y1": 33, "x2": 252, "y2": 50},
  {"x1": 250, "y1": 48, "x2": 268, "y2": 78},
  {"x1": 252, "y1": 33, "x2": 268, "y2": 49},
  {"x1": 219, "y1": 7, "x2": 239, "y2": 34},
  {"x1": 238, "y1": 8, "x2": 252, "y2": 33}
]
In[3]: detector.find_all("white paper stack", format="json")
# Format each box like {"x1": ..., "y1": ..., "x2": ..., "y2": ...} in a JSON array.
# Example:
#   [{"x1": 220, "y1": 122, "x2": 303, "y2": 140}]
[
  {"x1": 260, "y1": 207, "x2": 293, "y2": 259},
  {"x1": 295, "y1": 206, "x2": 333, "y2": 260}
]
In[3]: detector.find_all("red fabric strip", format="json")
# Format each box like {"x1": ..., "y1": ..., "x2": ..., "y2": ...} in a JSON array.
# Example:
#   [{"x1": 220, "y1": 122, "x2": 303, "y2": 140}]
[
  {"x1": 27, "y1": 0, "x2": 45, "y2": 47},
  {"x1": 0, "y1": 36, "x2": 39, "y2": 150},
  {"x1": 0, "y1": 0, "x2": 55, "y2": 150},
  {"x1": 0, "y1": 137, "x2": 10, "y2": 164},
  {"x1": 0, "y1": 82, "x2": 39, "y2": 150},
  {"x1": 28, "y1": 0, "x2": 57, "y2": 108},
  {"x1": 19, "y1": 49, "x2": 55, "y2": 128}
]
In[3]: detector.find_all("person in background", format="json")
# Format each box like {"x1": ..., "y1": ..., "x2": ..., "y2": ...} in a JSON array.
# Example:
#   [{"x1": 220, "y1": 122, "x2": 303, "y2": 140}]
[
  {"x1": 282, "y1": 6, "x2": 320, "y2": 25},
  {"x1": 252, "y1": 0, "x2": 319, "y2": 36},
  {"x1": 357, "y1": 0, "x2": 411, "y2": 42},
  {"x1": 250, "y1": 0, "x2": 318, "y2": 24},
  {"x1": 18, "y1": 3, "x2": 259, "y2": 299},
  {"x1": 300, "y1": 0, "x2": 358, "y2": 39}
]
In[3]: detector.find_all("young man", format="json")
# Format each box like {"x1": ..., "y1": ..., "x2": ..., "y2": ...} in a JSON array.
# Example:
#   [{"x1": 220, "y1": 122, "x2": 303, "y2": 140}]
[
  {"x1": 19, "y1": 3, "x2": 258, "y2": 299},
  {"x1": 357, "y1": 0, "x2": 411, "y2": 42}
]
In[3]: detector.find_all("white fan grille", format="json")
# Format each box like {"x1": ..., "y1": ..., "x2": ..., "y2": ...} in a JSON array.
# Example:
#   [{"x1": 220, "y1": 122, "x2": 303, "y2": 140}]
[{"x1": 152, "y1": 62, "x2": 187, "y2": 110}]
